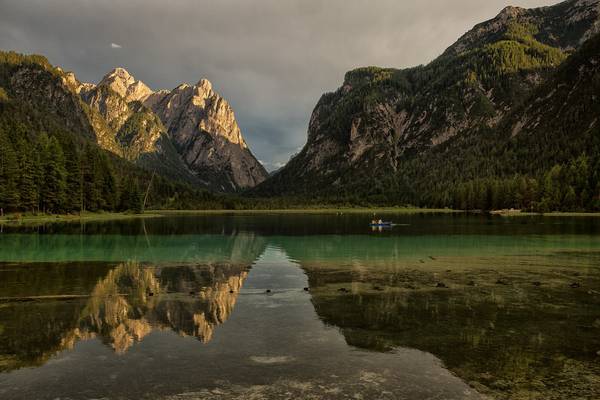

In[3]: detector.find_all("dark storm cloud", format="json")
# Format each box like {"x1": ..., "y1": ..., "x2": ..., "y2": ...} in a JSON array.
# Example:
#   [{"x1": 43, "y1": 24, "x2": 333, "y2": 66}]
[{"x1": 0, "y1": 0, "x2": 557, "y2": 170}]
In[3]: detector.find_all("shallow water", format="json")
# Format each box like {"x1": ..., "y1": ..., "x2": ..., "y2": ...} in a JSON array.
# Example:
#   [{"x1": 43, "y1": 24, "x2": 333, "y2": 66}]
[{"x1": 0, "y1": 213, "x2": 599, "y2": 399}]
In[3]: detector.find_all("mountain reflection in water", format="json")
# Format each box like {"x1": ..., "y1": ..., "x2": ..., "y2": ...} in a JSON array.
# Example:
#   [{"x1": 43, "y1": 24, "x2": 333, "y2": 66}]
[
  {"x1": 1, "y1": 214, "x2": 600, "y2": 399},
  {"x1": 0, "y1": 260, "x2": 251, "y2": 371},
  {"x1": 72, "y1": 261, "x2": 248, "y2": 353}
]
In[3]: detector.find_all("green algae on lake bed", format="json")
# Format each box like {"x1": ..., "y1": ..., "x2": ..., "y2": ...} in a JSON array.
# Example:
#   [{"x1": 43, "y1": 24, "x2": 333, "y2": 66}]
[{"x1": 304, "y1": 259, "x2": 600, "y2": 400}]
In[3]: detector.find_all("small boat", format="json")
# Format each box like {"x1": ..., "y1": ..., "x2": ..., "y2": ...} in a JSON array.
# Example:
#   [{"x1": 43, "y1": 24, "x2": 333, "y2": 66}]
[{"x1": 370, "y1": 221, "x2": 393, "y2": 227}]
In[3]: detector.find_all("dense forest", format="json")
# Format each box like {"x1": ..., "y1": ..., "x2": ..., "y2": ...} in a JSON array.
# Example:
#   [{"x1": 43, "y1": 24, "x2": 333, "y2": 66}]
[
  {"x1": 3, "y1": 9, "x2": 600, "y2": 214},
  {"x1": 257, "y1": 128, "x2": 600, "y2": 212},
  {"x1": 0, "y1": 51, "x2": 242, "y2": 215},
  {"x1": 253, "y1": 15, "x2": 600, "y2": 212},
  {"x1": 0, "y1": 106, "x2": 242, "y2": 215},
  {"x1": 0, "y1": 128, "x2": 141, "y2": 214}
]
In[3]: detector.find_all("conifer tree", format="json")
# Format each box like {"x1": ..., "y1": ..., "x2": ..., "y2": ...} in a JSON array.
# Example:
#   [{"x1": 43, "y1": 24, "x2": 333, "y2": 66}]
[
  {"x1": 119, "y1": 177, "x2": 143, "y2": 213},
  {"x1": 0, "y1": 130, "x2": 20, "y2": 213},
  {"x1": 129, "y1": 179, "x2": 143, "y2": 214},
  {"x1": 35, "y1": 134, "x2": 50, "y2": 211},
  {"x1": 39, "y1": 135, "x2": 67, "y2": 213},
  {"x1": 63, "y1": 139, "x2": 82, "y2": 213},
  {"x1": 82, "y1": 144, "x2": 102, "y2": 211},
  {"x1": 98, "y1": 153, "x2": 118, "y2": 211},
  {"x1": 15, "y1": 137, "x2": 39, "y2": 213}
]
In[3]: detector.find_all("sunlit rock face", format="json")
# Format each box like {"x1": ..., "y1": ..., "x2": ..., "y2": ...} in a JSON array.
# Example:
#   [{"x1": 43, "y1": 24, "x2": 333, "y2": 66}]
[
  {"x1": 144, "y1": 79, "x2": 268, "y2": 191},
  {"x1": 145, "y1": 79, "x2": 244, "y2": 147},
  {"x1": 96, "y1": 67, "x2": 153, "y2": 103},
  {"x1": 67, "y1": 262, "x2": 249, "y2": 353},
  {"x1": 74, "y1": 67, "x2": 267, "y2": 191},
  {"x1": 6, "y1": 64, "x2": 121, "y2": 155}
]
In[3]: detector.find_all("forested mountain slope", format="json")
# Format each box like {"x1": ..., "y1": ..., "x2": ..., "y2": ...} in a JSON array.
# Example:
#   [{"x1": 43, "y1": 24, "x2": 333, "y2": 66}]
[
  {"x1": 256, "y1": 0, "x2": 600, "y2": 211},
  {"x1": 0, "y1": 52, "x2": 232, "y2": 213}
]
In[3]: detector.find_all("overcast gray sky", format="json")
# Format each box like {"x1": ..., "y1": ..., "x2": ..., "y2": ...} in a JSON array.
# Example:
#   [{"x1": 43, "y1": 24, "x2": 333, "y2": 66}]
[{"x1": 0, "y1": 0, "x2": 558, "y2": 170}]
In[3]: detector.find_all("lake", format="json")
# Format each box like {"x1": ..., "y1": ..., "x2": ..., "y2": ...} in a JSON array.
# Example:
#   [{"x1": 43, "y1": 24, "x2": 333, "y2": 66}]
[{"x1": 0, "y1": 213, "x2": 599, "y2": 399}]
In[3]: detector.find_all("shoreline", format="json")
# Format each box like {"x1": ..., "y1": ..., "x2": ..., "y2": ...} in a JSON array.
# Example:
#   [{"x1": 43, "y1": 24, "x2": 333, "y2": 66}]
[
  {"x1": 2, "y1": 208, "x2": 600, "y2": 225},
  {"x1": 0, "y1": 212, "x2": 162, "y2": 225},
  {"x1": 493, "y1": 210, "x2": 600, "y2": 217},
  {"x1": 154, "y1": 207, "x2": 457, "y2": 215}
]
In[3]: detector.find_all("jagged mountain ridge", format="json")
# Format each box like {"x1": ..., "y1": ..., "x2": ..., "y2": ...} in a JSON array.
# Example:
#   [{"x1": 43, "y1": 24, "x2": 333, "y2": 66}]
[
  {"x1": 0, "y1": 52, "x2": 265, "y2": 213},
  {"x1": 76, "y1": 68, "x2": 268, "y2": 191},
  {"x1": 444, "y1": 0, "x2": 600, "y2": 56},
  {"x1": 257, "y1": 0, "x2": 600, "y2": 202}
]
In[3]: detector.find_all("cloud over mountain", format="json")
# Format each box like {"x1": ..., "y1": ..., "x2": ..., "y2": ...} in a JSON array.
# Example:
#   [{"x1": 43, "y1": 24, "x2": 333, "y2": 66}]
[{"x1": 0, "y1": 0, "x2": 556, "y2": 168}]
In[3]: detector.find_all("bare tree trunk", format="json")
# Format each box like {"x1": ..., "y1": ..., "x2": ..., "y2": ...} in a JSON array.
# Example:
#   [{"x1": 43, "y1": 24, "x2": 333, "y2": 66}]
[{"x1": 143, "y1": 171, "x2": 155, "y2": 212}]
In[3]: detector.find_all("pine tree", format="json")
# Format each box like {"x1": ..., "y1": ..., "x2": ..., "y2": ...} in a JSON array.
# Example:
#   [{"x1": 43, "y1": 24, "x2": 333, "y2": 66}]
[
  {"x1": 563, "y1": 186, "x2": 577, "y2": 211},
  {"x1": 39, "y1": 136, "x2": 67, "y2": 213},
  {"x1": 129, "y1": 179, "x2": 143, "y2": 213},
  {"x1": 540, "y1": 165, "x2": 563, "y2": 212},
  {"x1": 119, "y1": 177, "x2": 143, "y2": 213},
  {"x1": 15, "y1": 137, "x2": 38, "y2": 213},
  {"x1": 82, "y1": 144, "x2": 102, "y2": 212},
  {"x1": 63, "y1": 139, "x2": 82, "y2": 213},
  {"x1": 35, "y1": 134, "x2": 50, "y2": 211},
  {"x1": 98, "y1": 153, "x2": 118, "y2": 211},
  {"x1": 0, "y1": 130, "x2": 20, "y2": 213}
]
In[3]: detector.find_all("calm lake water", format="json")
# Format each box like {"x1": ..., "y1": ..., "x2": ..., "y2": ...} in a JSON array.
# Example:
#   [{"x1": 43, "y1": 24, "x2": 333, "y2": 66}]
[{"x1": 0, "y1": 213, "x2": 599, "y2": 399}]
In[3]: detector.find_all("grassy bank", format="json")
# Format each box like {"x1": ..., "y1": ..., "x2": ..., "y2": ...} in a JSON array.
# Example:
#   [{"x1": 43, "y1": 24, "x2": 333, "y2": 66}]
[
  {"x1": 493, "y1": 210, "x2": 600, "y2": 217},
  {"x1": 154, "y1": 207, "x2": 457, "y2": 215},
  {"x1": 155, "y1": 208, "x2": 600, "y2": 217},
  {"x1": 4, "y1": 208, "x2": 600, "y2": 226},
  {"x1": 0, "y1": 207, "x2": 456, "y2": 225},
  {"x1": 0, "y1": 211, "x2": 161, "y2": 225}
]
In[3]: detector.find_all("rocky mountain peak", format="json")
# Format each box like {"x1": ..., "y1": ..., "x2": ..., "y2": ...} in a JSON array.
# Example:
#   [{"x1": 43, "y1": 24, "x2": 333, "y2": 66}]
[
  {"x1": 111, "y1": 66, "x2": 132, "y2": 79},
  {"x1": 443, "y1": 0, "x2": 600, "y2": 57},
  {"x1": 497, "y1": 5, "x2": 525, "y2": 19},
  {"x1": 142, "y1": 77, "x2": 267, "y2": 190},
  {"x1": 575, "y1": 0, "x2": 600, "y2": 6},
  {"x1": 256, "y1": 0, "x2": 600, "y2": 198},
  {"x1": 98, "y1": 67, "x2": 153, "y2": 102},
  {"x1": 99, "y1": 67, "x2": 133, "y2": 90},
  {"x1": 50, "y1": 61, "x2": 268, "y2": 192},
  {"x1": 77, "y1": 66, "x2": 267, "y2": 191},
  {"x1": 196, "y1": 78, "x2": 212, "y2": 92}
]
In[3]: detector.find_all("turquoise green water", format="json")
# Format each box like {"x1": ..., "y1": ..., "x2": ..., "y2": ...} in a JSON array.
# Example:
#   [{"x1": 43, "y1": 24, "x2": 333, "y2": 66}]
[
  {"x1": 0, "y1": 233, "x2": 598, "y2": 262},
  {"x1": 0, "y1": 213, "x2": 599, "y2": 399}
]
